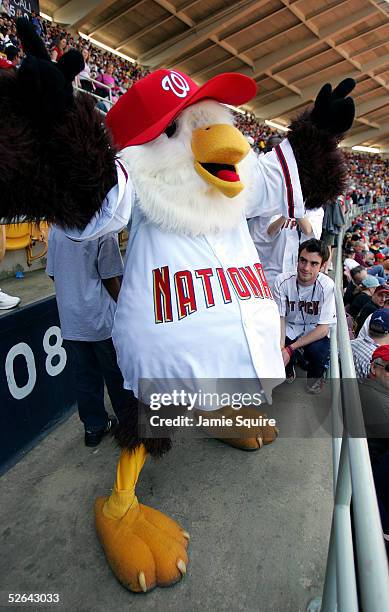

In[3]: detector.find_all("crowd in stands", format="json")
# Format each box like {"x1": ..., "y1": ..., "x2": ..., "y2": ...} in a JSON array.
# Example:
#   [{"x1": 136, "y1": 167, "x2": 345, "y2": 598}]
[
  {"x1": 344, "y1": 208, "x2": 389, "y2": 555},
  {"x1": 1, "y1": 9, "x2": 388, "y2": 203},
  {"x1": 234, "y1": 113, "x2": 281, "y2": 154},
  {"x1": 344, "y1": 209, "x2": 389, "y2": 326},
  {"x1": 0, "y1": 10, "x2": 149, "y2": 103}
]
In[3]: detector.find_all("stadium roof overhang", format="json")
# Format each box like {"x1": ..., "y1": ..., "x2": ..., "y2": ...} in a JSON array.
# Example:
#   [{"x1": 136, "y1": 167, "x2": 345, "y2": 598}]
[{"x1": 41, "y1": 0, "x2": 389, "y2": 152}]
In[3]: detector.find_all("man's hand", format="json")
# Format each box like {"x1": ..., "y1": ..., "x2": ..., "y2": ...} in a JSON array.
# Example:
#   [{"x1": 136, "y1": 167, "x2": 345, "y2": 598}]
[{"x1": 281, "y1": 346, "x2": 293, "y2": 366}]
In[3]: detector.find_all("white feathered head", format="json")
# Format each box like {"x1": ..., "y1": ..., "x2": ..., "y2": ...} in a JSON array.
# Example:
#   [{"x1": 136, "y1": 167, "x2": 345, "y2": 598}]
[{"x1": 106, "y1": 69, "x2": 257, "y2": 236}]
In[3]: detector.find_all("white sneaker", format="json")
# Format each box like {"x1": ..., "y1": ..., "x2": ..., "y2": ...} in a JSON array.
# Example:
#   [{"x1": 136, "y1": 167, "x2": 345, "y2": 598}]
[{"x1": 0, "y1": 289, "x2": 21, "y2": 310}]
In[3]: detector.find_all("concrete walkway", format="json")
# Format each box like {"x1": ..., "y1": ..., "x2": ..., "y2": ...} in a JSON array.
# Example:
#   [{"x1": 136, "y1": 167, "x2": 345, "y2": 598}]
[{"x1": 0, "y1": 379, "x2": 333, "y2": 612}]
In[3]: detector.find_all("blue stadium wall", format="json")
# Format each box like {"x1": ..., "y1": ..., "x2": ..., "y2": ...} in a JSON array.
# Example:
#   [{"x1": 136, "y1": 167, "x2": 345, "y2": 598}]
[{"x1": 0, "y1": 297, "x2": 76, "y2": 474}]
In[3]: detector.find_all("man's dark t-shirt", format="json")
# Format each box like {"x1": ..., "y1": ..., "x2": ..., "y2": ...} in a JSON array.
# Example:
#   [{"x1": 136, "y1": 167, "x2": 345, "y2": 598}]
[{"x1": 349, "y1": 292, "x2": 373, "y2": 319}]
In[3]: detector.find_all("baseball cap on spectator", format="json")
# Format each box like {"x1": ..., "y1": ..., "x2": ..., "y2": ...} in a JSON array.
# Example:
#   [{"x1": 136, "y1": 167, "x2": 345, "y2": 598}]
[
  {"x1": 345, "y1": 247, "x2": 355, "y2": 254},
  {"x1": 375, "y1": 253, "x2": 385, "y2": 260},
  {"x1": 371, "y1": 344, "x2": 389, "y2": 362},
  {"x1": 369, "y1": 309, "x2": 389, "y2": 334},
  {"x1": 374, "y1": 284, "x2": 389, "y2": 295},
  {"x1": 361, "y1": 276, "x2": 380, "y2": 288}
]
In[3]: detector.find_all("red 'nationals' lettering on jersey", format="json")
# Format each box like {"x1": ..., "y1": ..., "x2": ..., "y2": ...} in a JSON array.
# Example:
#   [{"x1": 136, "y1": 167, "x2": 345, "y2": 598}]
[{"x1": 152, "y1": 263, "x2": 273, "y2": 323}]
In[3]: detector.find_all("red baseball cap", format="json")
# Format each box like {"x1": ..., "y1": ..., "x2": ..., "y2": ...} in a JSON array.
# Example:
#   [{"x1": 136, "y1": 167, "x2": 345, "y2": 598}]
[
  {"x1": 371, "y1": 345, "x2": 389, "y2": 362},
  {"x1": 106, "y1": 69, "x2": 257, "y2": 149}
]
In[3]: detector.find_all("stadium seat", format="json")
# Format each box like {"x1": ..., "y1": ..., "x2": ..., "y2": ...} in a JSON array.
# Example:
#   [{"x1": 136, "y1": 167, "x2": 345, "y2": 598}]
[{"x1": 5, "y1": 223, "x2": 49, "y2": 266}]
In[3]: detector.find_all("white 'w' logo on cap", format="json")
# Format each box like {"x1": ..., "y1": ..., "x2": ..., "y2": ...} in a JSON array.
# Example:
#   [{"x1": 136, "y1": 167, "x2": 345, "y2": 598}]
[{"x1": 161, "y1": 71, "x2": 190, "y2": 98}]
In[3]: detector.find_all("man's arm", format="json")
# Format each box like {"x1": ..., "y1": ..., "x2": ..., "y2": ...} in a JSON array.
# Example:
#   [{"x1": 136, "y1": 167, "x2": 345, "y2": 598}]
[
  {"x1": 267, "y1": 216, "x2": 286, "y2": 236},
  {"x1": 289, "y1": 324, "x2": 329, "y2": 350},
  {"x1": 102, "y1": 276, "x2": 122, "y2": 303},
  {"x1": 296, "y1": 217, "x2": 313, "y2": 235}
]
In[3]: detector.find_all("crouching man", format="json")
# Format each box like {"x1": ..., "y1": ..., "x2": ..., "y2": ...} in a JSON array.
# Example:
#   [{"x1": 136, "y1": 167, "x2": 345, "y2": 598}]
[{"x1": 273, "y1": 239, "x2": 336, "y2": 394}]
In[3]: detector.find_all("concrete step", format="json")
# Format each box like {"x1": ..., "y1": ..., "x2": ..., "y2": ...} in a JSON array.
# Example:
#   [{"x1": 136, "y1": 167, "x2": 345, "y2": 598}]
[{"x1": 0, "y1": 379, "x2": 333, "y2": 612}]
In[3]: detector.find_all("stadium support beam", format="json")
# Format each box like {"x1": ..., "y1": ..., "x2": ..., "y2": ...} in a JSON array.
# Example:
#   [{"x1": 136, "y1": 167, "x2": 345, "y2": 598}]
[
  {"x1": 53, "y1": 0, "x2": 117, "y2": 28},
  {"x1": 356, "y1": 95, "x2": 388, "y2": 118},
  {"x1": 243, "y1": 4, "x2": 378, "y2": 79},
  {"x1": 139, "y1": 0, "x2": 266, "y2": 67},
  {"x1": 342, "y1": 121, "x2": 389, "y2": 147},
  {"x1": 252, "y1": 69, "x2": 359, "y2": 119},
  {"x1": 88, "y1": 0, "x2": 147, "y2": 37},
  {"x1": 253, "y1": 53, "x2": 389, "y2": 118}
]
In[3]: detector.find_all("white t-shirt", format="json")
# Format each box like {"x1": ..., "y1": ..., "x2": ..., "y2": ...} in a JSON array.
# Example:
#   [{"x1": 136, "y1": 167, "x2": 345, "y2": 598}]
[
  {"x1": 273, "y1": 271, "x2": 336, "y2": 340},
  {"x1": 248, "y1": 207, "x2": 324, "y2": 289},
  {"x1": 358, "y1": 313, "x2": 371, "y2": 340},
  {"x1": 344, "y1": 257, "x2": 359, "y2": 272},
  {"x1": 66, "y1": 140, "x2": 304, "y2": 404}
]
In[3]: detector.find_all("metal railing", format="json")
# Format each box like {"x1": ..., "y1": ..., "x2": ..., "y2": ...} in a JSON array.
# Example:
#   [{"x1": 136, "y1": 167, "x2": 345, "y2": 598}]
[
  {"x1": 308, "y1": 221, "x2": 389, "y2": 611},
  {"x1": 73, "y1": 75, "x2": 114, "y2": 112}
]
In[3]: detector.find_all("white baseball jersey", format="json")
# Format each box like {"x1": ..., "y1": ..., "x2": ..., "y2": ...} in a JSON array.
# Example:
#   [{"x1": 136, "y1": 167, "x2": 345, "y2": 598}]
[
  {"x1": 248, "y1": 207, "x2": 324, "y2": 289},
  {"x1": 67, "y1": 139, "x2": 304, "y2": 405},
  {"x1": 273, "y1": 271, "x2": 336, "y2": 340}
]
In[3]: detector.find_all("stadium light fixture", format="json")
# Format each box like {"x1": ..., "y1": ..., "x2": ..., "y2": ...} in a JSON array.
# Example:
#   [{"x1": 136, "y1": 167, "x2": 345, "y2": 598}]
[
  {"x1": 40, "y1": 12, "x2": 53, "y2": 21},
  {"x1": 265, "y1": 119, "x2": 289, "y2": 132},
  {"x1": 78, "y1": 32, "x2": 137, "y2": 64},
  {"x1": 352, "y1": 145, "x2": 380, "y2": 154}
]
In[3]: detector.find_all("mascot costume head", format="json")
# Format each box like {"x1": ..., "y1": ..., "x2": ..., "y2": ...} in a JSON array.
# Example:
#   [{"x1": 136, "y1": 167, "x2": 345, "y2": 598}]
[{"x1": 0, "y1": 18, "x2": 356, "y2": 595}]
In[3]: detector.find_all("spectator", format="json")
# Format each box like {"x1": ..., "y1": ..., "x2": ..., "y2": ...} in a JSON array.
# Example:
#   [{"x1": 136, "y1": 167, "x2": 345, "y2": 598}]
[
  {"x1": 0, "y1": 0, "x2": 10, "y2": 17},
  {"x1": 46, "y1": 226, "x2": 131, "y2": 447},
  {"x1": 95, "y1": 62, "x2": 118, "y2": 100},
  {"x1": 362, "y1": 251, "x2": 386, "y2": 282},
  {"x1": 358, "y1": 345, "x2": 389, "y2": 555},
  {"x1": 354, "y1": 241, "x2": 367, "y2": 266},
  {"x1": 358, "y1": 294, "x2": 389, "y2": 340},
  {"x1": 4, "y1": 44, "x2": 19, "y2": 66},
  {"x1": 30, "y1": 11, "x2": 43, "y2": 37},
  {"x1": 343, "y1": 265, "x2": 367, "y2": 307},
  {"x1": 355, "y1": 285, "x2": 389, "y2": 335},
  {"x1": 344, "y1": 246, "x2": 359, "y2": 274},
  {"x1": 248, "y1": 207, "x2": 324, "y2": 290},
  {"x1": 50, "y1": 35, "x2": 67, "y2": 62},
  {"x1": 78, "y1": 46, "x2": 93, "y2": 92},
  {"x1": 273, "y1": 239, "x2": 335, "y2": 394},
  {"x1": 351, "y1": 310, "x2": 389, "y2": 377},
  {"x1": 349, "y1": 275, "x2": 380, "y2": 319}
]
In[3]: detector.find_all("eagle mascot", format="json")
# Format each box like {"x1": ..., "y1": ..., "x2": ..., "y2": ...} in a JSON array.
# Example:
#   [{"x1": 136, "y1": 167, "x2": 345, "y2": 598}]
[{"x1": 0, "y1": 19, "x2": 355, "y2": 594}]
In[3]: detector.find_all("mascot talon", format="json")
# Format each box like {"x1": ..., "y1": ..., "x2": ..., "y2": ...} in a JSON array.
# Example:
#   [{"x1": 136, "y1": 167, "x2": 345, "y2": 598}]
[
  {"x1": 197, "y1": 406, "x2": 278, "y2": 451},
  {"x1": 95, "y1": 446, "x2": 189, "y2": 592}
]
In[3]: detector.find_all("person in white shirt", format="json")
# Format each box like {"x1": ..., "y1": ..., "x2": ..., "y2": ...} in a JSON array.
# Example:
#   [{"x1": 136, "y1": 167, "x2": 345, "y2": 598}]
[
  {"x1": 358, "y1": 296, "x2": 389, "y2": 340},
  {"x1": 273, "y1": 238, "x2": 336, "y2": 394},
  {"x1": 343, "y1": 246, "x2": 359, "y2": 274},
  {"x1": 248, "y1": 206, "x2": 324, "y2": 289}
]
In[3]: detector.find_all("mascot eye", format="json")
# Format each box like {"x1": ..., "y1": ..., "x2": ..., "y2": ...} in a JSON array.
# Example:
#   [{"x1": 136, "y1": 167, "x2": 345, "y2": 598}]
[{"x1": 164, "y1": 121, "x2": 177, "y2": 138}]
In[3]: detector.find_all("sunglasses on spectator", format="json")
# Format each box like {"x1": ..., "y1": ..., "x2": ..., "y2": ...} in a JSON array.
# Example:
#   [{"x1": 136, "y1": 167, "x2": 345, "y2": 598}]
[{"x1": 374, "y1": 363, "x2": 389, "y2": 372}]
